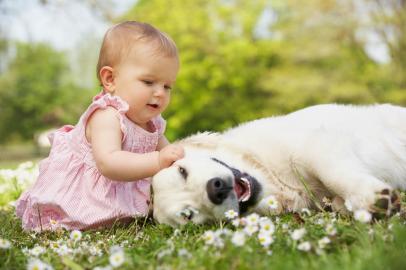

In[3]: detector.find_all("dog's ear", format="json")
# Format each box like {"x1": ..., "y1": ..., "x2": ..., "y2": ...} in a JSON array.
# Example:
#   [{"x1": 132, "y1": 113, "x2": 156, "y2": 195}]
[{"x1": 176, "y1": 132, "x2": 221, "y2": 149}]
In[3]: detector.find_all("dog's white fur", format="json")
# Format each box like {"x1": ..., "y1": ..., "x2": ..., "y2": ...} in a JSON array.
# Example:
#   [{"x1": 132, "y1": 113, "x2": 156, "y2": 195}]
[{"x1": 152, "y1": 104, "x2": 406, "y2": 227}]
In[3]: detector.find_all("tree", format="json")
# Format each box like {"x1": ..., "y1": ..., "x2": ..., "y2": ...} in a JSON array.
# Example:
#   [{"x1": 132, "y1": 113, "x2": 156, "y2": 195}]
[{"x1": 0, "y1": 43, "x2": 91, "y2": 142}]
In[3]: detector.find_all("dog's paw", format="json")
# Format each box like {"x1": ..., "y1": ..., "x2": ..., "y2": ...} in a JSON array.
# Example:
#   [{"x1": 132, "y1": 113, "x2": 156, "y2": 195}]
[{"x1": 370, "y1": 189, "x2": 401, "y2": 219}]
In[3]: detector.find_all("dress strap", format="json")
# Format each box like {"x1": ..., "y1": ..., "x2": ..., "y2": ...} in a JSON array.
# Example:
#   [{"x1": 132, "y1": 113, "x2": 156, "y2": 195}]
[{"x1": 81, "y1": 93, "x2": 130, "y2": 142}]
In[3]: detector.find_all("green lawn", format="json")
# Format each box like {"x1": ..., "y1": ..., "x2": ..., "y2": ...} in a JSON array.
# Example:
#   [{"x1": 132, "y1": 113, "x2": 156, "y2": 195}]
[{"x1": 1, "y1": 162, "x2": 406, "y2": 270}]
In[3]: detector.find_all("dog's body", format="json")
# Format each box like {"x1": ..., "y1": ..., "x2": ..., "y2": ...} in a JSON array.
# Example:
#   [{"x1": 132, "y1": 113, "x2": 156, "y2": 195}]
[{"x1": 152, "y1": 104, "x2": 406, "y2": 227}]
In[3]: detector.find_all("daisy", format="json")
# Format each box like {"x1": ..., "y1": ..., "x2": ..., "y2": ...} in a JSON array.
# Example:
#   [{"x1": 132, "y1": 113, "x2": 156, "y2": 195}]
[
  {"x1": 243, "y1": 224, "x2": 259, "y2": 236},
  {"x1": 325, "y1": 223, "x2": 337, "y2": 236},
  {"x1": 178, "y1": 248, "x2": 192, "y2": 259},
  {"x1": 109, "y1": 250, "x2": 125, "y2": 268},
  {"x1": 259, "y1": 219, "x2": 275, "y2": 235},
  {"x1": 225, "y1": 209, "x2": 239, "y2": 219},
  {"x1": 27, "y1": 258, "x2": 53, "y2": 270},
  {"x1": 318, "y1": 236, "x2": 331, "y2": 249},
  {"x1": 202, "y1": 230, "x2": 217, "y2": 245},
  {"x1": 297, "y1": 241, "x2": 311, "y2": 252},
  {"x1": 0, "y1": 238, "x2": 11, "y2": 249},
  {"x1": 231, "y1": 231, "x2": 246, "y2": 247},
  {"x1": 231, "y1": 218, "x2": 241, "y2": 227},
  {"x1": 30, "y1": 245, "x2": 46, "y2": 257},
  {"x1": 245, "y1": 213, "x2": 260, "y2": 226},
  {"x1": 354, "y1": 209, "x2": 372, "y2": 223},
  {"x1": 55, "y1": 245, "x2": 71, "y2": 256},
  {"x1": 70, "y1": 230, "x2": 82, "y2": 242},
  {"x1": 264, "y1": 195, "x2": 279, "y2": 210},
  {"x1": 93, "y1": 266, "x2": 112, "y2": 270},
  {"x1": 258, "y1": 233, "x2": 274, "y2": 248},
  {"x1": 291, "y1": 228, "x2": 306, "y2": 241}
]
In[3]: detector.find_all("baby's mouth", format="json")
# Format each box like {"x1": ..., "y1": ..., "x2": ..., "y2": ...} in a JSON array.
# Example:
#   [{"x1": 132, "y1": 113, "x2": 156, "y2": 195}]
[{"x1": 147, "y1": 103, "x2": 159, "y2": 109}]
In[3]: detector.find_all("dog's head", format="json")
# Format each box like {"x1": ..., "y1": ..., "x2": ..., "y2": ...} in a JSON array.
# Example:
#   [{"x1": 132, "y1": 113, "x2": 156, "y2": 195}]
[{"x1": 152, "y1": 150, "x2": 262, "y2": 227}]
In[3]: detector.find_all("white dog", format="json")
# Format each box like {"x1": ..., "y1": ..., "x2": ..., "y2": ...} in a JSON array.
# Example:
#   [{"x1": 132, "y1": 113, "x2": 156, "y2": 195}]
[{"x1": 152, "y1": 104, "x2": 406, "y2": 227}]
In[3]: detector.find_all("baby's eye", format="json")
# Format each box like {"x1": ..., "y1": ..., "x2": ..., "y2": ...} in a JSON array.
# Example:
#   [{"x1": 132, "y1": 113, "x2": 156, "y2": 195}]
[
  {"x1": 142, "y1": 80, "x2": 153, "y2": 85},
  {"x1": 164, "y1": 85, "x2": 172, "y2": 90}
]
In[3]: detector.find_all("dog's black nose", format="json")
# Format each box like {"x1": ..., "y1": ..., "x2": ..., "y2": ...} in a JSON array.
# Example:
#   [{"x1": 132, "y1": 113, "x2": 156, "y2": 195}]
[{"x1": 206, "y1": 177, "x2": 232, "y2": 205}]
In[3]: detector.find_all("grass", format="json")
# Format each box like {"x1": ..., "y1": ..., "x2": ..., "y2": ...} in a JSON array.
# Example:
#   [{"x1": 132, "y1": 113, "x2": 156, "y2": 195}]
[{"x1": 1, "y1": 162, "x2": 406, "y2": 269}]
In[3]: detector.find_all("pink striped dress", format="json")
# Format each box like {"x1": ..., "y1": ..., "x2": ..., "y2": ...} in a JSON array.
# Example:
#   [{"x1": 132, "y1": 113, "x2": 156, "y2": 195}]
[{"x1": 16, "y1": 93, "x2": 166, "y2": 231}]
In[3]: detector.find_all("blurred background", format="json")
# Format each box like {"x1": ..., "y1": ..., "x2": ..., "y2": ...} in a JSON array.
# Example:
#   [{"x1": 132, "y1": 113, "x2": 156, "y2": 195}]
[{"x1": 0, "y1": 0, "x2": 405, "y2": 165}]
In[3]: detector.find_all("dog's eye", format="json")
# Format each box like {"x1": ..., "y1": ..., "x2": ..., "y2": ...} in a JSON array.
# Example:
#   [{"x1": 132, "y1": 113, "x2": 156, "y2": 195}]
[{"x1": 178, "y1": 166, "x2": 188, "y2": 179}]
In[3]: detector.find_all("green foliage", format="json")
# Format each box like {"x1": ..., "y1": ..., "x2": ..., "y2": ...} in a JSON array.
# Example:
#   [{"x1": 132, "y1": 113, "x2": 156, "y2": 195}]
[
  {"x1": 121, "y1": 0, "x2": 405, "y2": 141},
  {"x1": 0, "y1": 43, "x2": 92, "y2": 142},
  {"x1": 0, "y1": 0, "x2": 405, "y2": 143}
]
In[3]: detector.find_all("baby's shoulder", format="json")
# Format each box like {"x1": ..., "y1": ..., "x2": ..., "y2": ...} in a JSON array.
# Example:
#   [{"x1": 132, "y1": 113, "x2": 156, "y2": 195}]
[{"x1": 86, "y1": 106, "x2": 121, "y2": 131}]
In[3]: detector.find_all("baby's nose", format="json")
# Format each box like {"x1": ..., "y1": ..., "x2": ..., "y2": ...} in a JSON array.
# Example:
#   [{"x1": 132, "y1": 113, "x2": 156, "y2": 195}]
[{"x1": 153, "y1": 86, "x2": 166, "y2": 96}]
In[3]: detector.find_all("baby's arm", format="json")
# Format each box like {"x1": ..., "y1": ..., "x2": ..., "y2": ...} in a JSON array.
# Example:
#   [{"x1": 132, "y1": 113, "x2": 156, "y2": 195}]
[{"x1": 87, "y1": 107, "x2": 182, "y2": 181}]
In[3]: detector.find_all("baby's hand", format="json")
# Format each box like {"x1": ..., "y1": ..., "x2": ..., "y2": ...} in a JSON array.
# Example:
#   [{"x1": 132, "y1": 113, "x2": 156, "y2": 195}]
[{"x1": 158, "y1": 144, "x2": 184, "y2": 169}]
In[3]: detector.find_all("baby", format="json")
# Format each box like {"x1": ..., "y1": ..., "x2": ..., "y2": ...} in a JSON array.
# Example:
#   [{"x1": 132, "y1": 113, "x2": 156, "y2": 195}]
[{"x1": 16, "y1": 21, "x2": 184, "y2": 231}]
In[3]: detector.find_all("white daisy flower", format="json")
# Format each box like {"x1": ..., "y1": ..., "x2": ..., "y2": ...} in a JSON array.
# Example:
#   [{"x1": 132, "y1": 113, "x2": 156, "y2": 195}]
[
  {"x1": 318, "y1": 236, "x2": 331, "y2": 249},
  {"x1": 70, "y1": 230, "x2": 82, "y2": 242},
  {"x1": 55, "y1": 245, "x2": 71, "y2": 256},
  {"x1": 291, "y1": 228, "x2": 306, "y2": 241},
  {"x1": 315, "y1": 218, "x2": 325, "y2": 225},
  {"x1": 27, "y1": 258, "x2": 53, "y2": 270},
  {"x1": 202, "y1": 230, "x2": 217, "y2": 245},
  {"x1": 30, "y1": 245, "x2": 46, "y2": 257},
  {"x1": 109, "y1": 250, "x2": 125, "y2": 268},
  {"x1": 178, "y1": 248, "x2": 192, "y2": 259},
  {"x1": 354, "y1": 209, "x2": 372, "y2": 223},
  {"x1": 225, "y1": 209, "x2": 239, "y2": 219},
  {"x1": 109, "y1": 245, "x2": 123, "y2": 254},
  {"x1": 282, "y1": 223, "x2": 289, "y2": 231},
  {"x1": 89, "y1": 246, "x2": 103, "y2": 257},
  {"x1": 215, "y1": 229, "x2": 232, "y2": 237},
  {"x1": 258, "y1": 233, "x2": 274, "y2": 248},
  {"x1": 259, "y1": 219, "x2": 275, "y2": 235},
  {"x1": 243, "y1": 224, "x2": 259, "y2": 236},
  {"x1": 245, "y1": 213, "x2": 260, "y2": 226},
  {"x1": 231, "y1": 218, "x2": 241, "y2": 227},
  {"x1": 93, "y1": 266, "x2": 113, "y2": 270},
  {"x1": 325, "y1": 224, "x2": 337, "y2": 236},
  {"x1": 264, "y1": 195, "x2": 279, "y2": 210},
  {"x1": 0, "y1": 238, "x2": 11, "y2": 249},
  {"x1": 157, "y1": 249, "x2": 173, "y2": 260},
  {"x1": 297, "y1": 241, "x2": 311, "y2": 252},
  {"x1": 231, "y1": 231, "x2": 246, "y2": 247}
]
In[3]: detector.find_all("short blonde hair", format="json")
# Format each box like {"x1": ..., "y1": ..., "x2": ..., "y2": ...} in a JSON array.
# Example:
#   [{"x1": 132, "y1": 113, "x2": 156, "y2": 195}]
[{"x1": 96, "y1": 21, "x2": 178, "y2": 84}]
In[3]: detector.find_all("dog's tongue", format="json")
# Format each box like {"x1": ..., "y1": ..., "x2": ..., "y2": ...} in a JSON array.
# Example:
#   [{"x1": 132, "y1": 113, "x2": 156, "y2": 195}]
[{"x1": 234, "y1": 181, "x2": 244, "y2": 198}]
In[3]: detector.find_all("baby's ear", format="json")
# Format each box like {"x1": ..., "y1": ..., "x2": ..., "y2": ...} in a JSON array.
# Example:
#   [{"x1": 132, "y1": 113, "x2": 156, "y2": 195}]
[{"x1": 99, "y1": 66, "x2": 115, "y2": 93}]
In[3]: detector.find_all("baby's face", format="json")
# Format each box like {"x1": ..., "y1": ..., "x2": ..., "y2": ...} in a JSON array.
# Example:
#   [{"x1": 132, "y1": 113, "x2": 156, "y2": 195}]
[{"x1": 112, "y1": 46, "x2": 179, "y2": 129}]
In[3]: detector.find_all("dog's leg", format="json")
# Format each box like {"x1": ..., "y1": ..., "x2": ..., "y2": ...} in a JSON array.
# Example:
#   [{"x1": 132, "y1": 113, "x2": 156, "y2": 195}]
[{"x1": 315, "y1": 166, "x2": 400, "y2": 217}]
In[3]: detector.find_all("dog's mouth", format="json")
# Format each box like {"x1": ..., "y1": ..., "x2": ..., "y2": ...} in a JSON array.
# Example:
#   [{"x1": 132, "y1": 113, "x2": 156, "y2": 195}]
[{"x1": 234, "y1": 176, "x2": 252, "y2": 202}]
